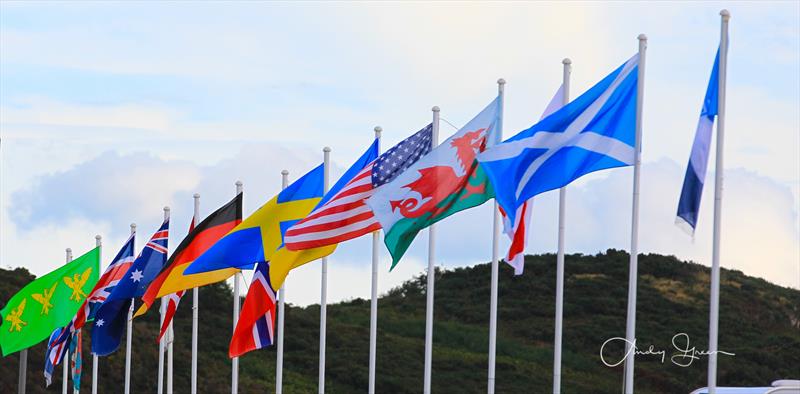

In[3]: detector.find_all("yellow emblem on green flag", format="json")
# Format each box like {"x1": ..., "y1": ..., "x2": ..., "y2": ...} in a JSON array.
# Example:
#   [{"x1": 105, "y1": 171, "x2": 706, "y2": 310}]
[{"x1": 1, "y1": 247, "x2": 100, "y2": 356}]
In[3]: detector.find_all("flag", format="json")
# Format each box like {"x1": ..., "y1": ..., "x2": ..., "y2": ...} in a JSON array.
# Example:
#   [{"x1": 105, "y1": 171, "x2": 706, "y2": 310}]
[
  {"x1": 676, "y1": 48, "x2": 720, "y2": 234},
  {"x1": 69, "y1": 329, "x2": 83, "y2": 391},
  {"x1": 499, "y1": 84, "x2": 566, "y2": 274},
  {"x1": 366, "y1": 98, "x2": 500, "y2": 267},
  {"x1": 285, "y1": 127, "x2": 431, "y2": 251},
  {"x1": 184, "y1": 165, "x2": 326, "y2": 275},
  {"x1": 228, "y1": 262, "x2": 276, "y2": 358},
  {"x1": 478, "y1": 54, "x2": 639, "y2": 225},
  {"x1": 136, "y1": 193, "x2": 242, "y2": 321},
  {"x1": 0, "y1": 247, "x2": 99, "y2": 356},
  {"x1": 92, "y1": 219, "x2": 169, "y2": 356},
  {"x1": 44, "y1": 326, "x2": 69, "y2": 386}
]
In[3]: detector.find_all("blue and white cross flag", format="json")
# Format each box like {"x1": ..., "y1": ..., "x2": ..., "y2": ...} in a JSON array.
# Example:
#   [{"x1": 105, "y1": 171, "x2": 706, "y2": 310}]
[
  {"x1": 478, "y1": 54, "x2": 639, "y2": 224},
  {"x1": 676, "y1": 48, "x2": 720, "y2": 234}
]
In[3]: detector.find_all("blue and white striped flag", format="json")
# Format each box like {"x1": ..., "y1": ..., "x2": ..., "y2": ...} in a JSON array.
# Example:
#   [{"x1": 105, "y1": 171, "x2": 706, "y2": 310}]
[
  {"x1": 676, "y1": 48, "x2": 720, "y2": 234},
  {"x1": 478, "y1": 54, "x2": 639, "y2": 224}
]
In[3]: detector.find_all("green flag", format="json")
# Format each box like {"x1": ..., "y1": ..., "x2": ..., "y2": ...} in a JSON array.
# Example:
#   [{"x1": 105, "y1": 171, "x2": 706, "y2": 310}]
[
  {"x1": 366, "y1": 98, "x2": 500, "y2": 267},
  {"x1": 1, "y1": 247, "x2": 100, "y2": 356}
]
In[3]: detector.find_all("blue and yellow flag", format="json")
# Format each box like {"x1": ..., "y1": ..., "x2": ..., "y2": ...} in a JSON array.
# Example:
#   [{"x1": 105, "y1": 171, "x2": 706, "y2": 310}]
[{"x1": 185, "y1": 164, "x2": 335, "y2": 276}]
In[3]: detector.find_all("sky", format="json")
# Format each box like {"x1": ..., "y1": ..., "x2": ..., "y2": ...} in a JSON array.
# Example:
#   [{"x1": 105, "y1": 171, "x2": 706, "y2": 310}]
[{"x1": 1, "y1": 1, "x2": 798, "y2": 308}]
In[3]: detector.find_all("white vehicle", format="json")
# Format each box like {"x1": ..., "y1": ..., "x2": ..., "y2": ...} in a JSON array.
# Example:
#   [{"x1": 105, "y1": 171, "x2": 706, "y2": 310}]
[{"x1": 690, "y1": 380, "x2": 800, "y2": 394}]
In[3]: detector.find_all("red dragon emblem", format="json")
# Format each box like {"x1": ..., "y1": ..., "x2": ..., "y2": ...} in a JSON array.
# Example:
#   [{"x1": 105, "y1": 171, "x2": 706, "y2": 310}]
[{"x1": 390, "y1": 128, "x2": 489, "y2": 220}]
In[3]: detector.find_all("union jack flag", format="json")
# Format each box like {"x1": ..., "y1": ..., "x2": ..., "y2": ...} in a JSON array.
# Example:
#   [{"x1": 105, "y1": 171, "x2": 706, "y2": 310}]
[
  {"x1": 229, "y1": 262, "x2": 276, "y2": 357},
  {"x1": 284, "y1": 125, "x2": 432, "y2": 250}
]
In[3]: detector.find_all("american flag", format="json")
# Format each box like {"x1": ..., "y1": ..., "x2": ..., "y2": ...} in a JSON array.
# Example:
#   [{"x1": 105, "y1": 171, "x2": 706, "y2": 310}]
[
  {"x1": 229, "y1": 262, "x2": 276, "y2": 357},
  {"x1": 284, "y1": 124, "x2": 433, "y2": 250}
]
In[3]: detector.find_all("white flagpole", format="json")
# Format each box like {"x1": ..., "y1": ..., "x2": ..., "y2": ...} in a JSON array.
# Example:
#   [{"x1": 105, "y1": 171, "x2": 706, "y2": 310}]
[
  {"x1": 319, "y1": 147, "x2": 331, "y2": 394},
  {"x1": 163, "y1": 207, "x2": 173, "y2": 394},
  {"x1": 124, "y1": 224, "x2": 136, "y2": 394},
  {"x1": 423, "y1": 106, "x2": 440, "y2": 394},
  {"x1": 18, "y1": 349, "x2": 27, "y2": 394},
  {"x1": 157, "y1": 298, "x2": 165, "y2": 394},
  {"x1": 368, "y1": 126, "x2": 382, "y2": 394},
  {"x1": 708, "y1": 10, "x2": 730, "y2": 394},
  {"x1": 487, "y1": 78, "x2": 505, "y2": 394},
  {"x1": 623, "y1": 34, "x2": 647, "y2": 394},
  {"x1": 276, "y1": 170, "x2": 289, "y2": 394},
  {"x1": 232, "y1": 181, "x2": 242, "y2": 394},
  {"x1": 191, "y1": 193, "x2": 201, "y2": 394},
  {"x1": 63, "y1": 248, "x2": 73, "y2": 394},
  {"x1": 92, "y1": 235, "x2": 101, "y2": 394},
  {"x1": 553, "y1": 58, "x2": 571, "y2": 394}
]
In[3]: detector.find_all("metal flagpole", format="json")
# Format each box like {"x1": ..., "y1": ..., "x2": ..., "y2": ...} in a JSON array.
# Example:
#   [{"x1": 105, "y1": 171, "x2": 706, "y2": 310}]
[
  {"x1": 18, "y1": 349, "x2": 27, "y2": 394},
  {"x1": 92, "y1": 235, "x2": 101, "y2": 394},
  {"x1": 423, "y1": 106, "x2": 440, "y2": 394},
  {"x1": 232, "y1": 181, "x2": 243, "y2": 394},
  {"x1": 623, "y1": 34, "x2": 647, "y2": 394},
  {"x1": 319, "y1": 147, "x2": 331, "y2": 394},
  {"x1": 553, "y1": 58, "x2": 571, "y2": 394},
  {"x1": 276, "y1": 170, "x2": 289, "y2": 394},
  {"x1": 487, "y1": 79, "x2": 505, "y2": 394},
  {"x1": 163, "y1": 207, "x2": 173, "y2": 394},
  {"x1": 191, "y1": 193, "x2": 201, "y2": 394},
  {"x1": 157, "y1": 298, "x2": 165, "y2": 394},
  {"x1": 708, "y1": 10, "x2": 730, "y2": 394},
  {"x1": 63, "y1": 248, "x2": 73, "y2": 394},
  {"x1": 368, "y1": 126, "x2": 382, "y2": 394},
  {"x1": 124, "y1": 224, "x2": 136, "y2": 394}
]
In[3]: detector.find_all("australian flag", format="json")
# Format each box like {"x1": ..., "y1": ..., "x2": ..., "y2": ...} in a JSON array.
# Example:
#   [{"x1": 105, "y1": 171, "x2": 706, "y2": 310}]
[{"x1": 92, "y1": 219, "x2": 169, "y2": 356}]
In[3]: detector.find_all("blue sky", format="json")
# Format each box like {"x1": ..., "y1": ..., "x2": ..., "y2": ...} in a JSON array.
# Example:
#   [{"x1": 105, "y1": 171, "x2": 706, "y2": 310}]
[{"x1": 1, "y1": 2, "x2": 798, "y2": 305}]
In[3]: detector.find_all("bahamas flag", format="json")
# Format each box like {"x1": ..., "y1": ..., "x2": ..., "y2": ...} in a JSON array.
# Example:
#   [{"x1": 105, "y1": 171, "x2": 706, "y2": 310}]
[{"x1": 185, "y1": 164, "x2": 334, "y2": 276}]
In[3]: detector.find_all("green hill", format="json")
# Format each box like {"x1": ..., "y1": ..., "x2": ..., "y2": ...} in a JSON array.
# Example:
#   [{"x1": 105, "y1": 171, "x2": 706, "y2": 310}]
[{"x1": 2, "y1": 250, "x2": 799, "y2": 393}]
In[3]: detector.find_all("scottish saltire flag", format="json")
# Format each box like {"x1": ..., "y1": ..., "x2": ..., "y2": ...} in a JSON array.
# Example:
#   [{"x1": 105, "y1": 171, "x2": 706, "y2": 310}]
[
  {"x1": 229, "y1": 262, "x2": 276, "y2": 357},
  {"x1": 676, "y1": 48, "x2": 721, "y2": 234},
  {"x1": 285, "y1": 127, "x2": 432, "y2": 250},
  {"x1": 92, "y1": 219, "x2": 169, "y2": 356},
  {"x1": 499, "y1": 85, "x2": 565, "y2": 274},
  {"x1": 185, "y1": 165, "x2": 325, "y2": 275},
  {"x1": 44, "y1": 326, "x2": 69, "y2": 386},
  {"x1": 479, "y1": 54, "x2": 639, "y2": 225},
  {"x1": 69, "y1": 329, "x2": 82, "y2": 391}
]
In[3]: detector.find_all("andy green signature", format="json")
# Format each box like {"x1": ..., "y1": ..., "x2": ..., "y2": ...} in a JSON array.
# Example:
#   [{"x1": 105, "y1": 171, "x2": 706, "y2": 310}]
[{"x1": 600, "y1": 333, "x2": 735, "y2": 367}]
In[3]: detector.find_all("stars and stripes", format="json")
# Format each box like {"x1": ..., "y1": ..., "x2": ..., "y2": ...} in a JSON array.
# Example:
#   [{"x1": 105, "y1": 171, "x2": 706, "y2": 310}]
[
  {"x1": 229, "y1": 262, "x2": 276, "y2": 357},
  {"x1": 284, "y1": 125, "x2": 433, "y2": 250}
]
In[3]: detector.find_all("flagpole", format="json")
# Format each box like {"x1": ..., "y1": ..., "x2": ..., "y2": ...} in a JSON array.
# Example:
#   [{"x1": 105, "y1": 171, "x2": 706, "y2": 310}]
[
  {"x1": 163, "y1": 207, "x2": 174, "y2": 394},
  {"x1": 63, "y1": 248, "x2": 73, "y2": 394},
  {"x1": 368, "y1": 126, "x2": 382, "y2": 394},
  {"x1": 623, "y1": 34, "x2": 647, "y2": 394},
  {"x1": 18, "y1": 349, "x2": 27, "y2": 394},
  {"x1": 423, "y1": 106, "x2": 440, "y2": 394},
  {"x1": 487, "y1": 79, "x2": 505, "y2": 394},
  {"x1": 276, "y1": 170, "x2": 289, "y2": 394},
  {"x1": 92, "y1": 235, "x2": 101, "y2": 394},
  {"x1": 553, "y1": 58, "x2": 571, "y2": 394},
  {"x1": 158, "y1": 296, "x2": 165, "y2": 394},
  {"x1": 708, "y1": 10, "x2": 730, "y2": 394},
  {"x1": 191, "y1": 193, "x2": 201, "y2": 394},
  {"x1": 232, "y1": 181, "x2": 242, "y2": 394},
  {"x1": 124, "y1": 224, "x2": 136, "y2": 394},
  {"x1": 319, "y1": 147, "x2": 331, "y2": 394}
]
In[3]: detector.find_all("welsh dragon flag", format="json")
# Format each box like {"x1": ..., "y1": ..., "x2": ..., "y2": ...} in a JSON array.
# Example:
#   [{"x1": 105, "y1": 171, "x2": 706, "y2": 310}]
[{"x1": 367, "y1": 97, "x2": 500, "y2": 267}]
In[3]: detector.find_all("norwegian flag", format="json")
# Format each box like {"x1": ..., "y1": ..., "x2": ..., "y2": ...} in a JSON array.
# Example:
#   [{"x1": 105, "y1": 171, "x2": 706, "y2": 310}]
[
  {"x1": 156, "y1": 217, "x2": 195, "y2": 342},
  {"x1": 229, "y1": 262, "x2": 276, "y2": 357},
  {"x1": 284, "y1": 124, "x2": 432, "y2": 250}
]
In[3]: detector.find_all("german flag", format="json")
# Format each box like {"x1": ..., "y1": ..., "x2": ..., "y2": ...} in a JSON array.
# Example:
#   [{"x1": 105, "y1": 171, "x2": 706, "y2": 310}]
[{"x1": 135, "y1": 193, "x2": 242, "y2": 318}]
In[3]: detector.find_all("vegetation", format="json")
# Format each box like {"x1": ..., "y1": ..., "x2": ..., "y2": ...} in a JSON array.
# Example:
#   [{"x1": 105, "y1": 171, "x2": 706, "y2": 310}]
[{"x1": 2, "y1": 250, "x2": 798, "y2": 393}]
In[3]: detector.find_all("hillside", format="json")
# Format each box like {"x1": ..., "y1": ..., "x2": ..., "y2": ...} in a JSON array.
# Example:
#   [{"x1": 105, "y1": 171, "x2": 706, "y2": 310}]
[{"x1": 2, "y1": 250, "x2": 799, "y2": 393}]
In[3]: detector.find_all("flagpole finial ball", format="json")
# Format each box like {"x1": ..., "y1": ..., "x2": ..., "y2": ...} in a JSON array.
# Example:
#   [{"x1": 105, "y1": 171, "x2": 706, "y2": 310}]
[
  {"x1": 720, "y1": 9, "x2": 730, "y2": 19},
  {"x1": 432, "y1": 106, "x2": 440, "y2": 112},
  {"x1": 323, "y1": 147, "x2": 331, "y2": 153},
  {"x1": 235, "y1": 180, "x2": 243, "y2": 187},
  {"x1": 130, "y1": 223, "x2": 136, "y2": 229},
  {"x1": 374, "y1": 126, "x2": 382, "y2": 133},
  {"x1": 95, "y1": 235, "x2": 102, "y2": 241},
  {"x1": 193, "y1": 193, "x2": 200, "y2": 199},
  {"x1": 497, "y1": 78, "x2": 506, "y2": 85},
  {"x1": 562, "y1": 58, "x2": 571, "y2": 65},
  {"x1": 66, "y1": 248, "x2": 72, "y2": 253},
  {"x1": 638, "y1": 33, "x2": 647, "y2": 41},
  {"x1": 281, "y1": 170, "x2": 289, "y2": 176}
]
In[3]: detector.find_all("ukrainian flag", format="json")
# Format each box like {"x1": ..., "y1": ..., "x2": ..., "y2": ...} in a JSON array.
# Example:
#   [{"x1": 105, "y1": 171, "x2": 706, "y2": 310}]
[{"x1": 185, "y1": 164, "x2": 336, "y2": 275}]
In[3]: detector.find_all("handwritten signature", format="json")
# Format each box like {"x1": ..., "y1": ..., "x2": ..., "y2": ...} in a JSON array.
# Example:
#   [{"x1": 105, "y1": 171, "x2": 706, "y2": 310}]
[{"x1": 600, "y1": 333, "x2": 735, "y2": 367}]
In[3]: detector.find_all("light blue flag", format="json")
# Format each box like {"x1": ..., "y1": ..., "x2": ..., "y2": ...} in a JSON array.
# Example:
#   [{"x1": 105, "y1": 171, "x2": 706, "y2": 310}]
[
  {"x1": 676, "y1": 47, "x2": 720, "y2": 234},
  {"x1": 478, "y1": 54, "x2": 639, "y2": 224}
]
